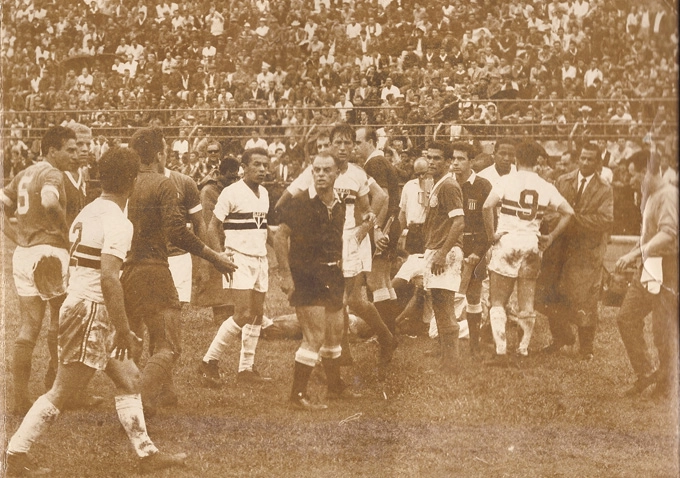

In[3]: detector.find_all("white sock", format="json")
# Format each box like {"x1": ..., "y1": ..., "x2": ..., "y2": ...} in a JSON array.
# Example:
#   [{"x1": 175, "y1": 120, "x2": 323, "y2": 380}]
[
  {"x1": 115, "y1": 394, "x2": 159, "y2": 458},
  {"x1": 8, "y1": 395, "x2": 60, "y2": 454},
  {"x1": 203, "y1": 317, "x2": 241, "y2": 363},
  {"x1": 319, "y1": 345, "x2": 342, "y2": 360},
  {"x1": 489, "y1": 306, "x2": 507, "y2": 355},
  {"x1": 238, "y1": 323, "x2": 261, "y2": 373}
]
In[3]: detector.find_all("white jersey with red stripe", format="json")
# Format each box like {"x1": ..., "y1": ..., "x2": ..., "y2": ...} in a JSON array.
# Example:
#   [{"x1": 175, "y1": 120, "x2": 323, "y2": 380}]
[
  {"x1": 287, "y1": 162, "x2": 371, "y2": 230},
  {"x1": 493, "y1": 170, "x2": 567, "y2": 237},
  {"x1": 67, "y1": 197, "x2": 133, "y2": 303},
  {"x1": 213, "y1": 179, "x2": 269, "y2": 257}
]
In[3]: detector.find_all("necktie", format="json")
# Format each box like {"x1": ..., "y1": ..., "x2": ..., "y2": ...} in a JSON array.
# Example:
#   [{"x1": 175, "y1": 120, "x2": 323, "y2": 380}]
[{"x1": 574, "y1": 177, "x2": 587, "y2": 206}]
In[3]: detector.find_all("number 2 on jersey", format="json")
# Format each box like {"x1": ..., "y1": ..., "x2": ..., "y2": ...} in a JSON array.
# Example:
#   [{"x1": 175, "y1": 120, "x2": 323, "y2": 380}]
[{"x1": 69, "y1": 222, "x2": 83, "y2": 258}]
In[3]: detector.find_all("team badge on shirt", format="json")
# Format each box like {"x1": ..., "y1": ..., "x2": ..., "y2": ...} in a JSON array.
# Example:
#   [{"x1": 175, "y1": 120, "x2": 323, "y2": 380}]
[
  {"x1": 335, "y1": 188, "x2": 351, "y2": 202},
  {"x1": 468, "y1": 199, "x2": 477, "y2": 211},
  {"x1": 253, "y1": 212, "x2": 267, "y2": 228}
]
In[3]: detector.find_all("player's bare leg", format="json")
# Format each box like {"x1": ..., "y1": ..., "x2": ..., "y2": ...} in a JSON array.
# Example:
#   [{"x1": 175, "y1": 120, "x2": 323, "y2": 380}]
[
  {"x1": 515, "y1": 277, "x2": 538, "y2": 357},
  {"x1": 13, "y1": 296, "x2": 46, "y2": 415},
  {"x1": 44, "y1": 294, "x2": 65, "y2": 390}
]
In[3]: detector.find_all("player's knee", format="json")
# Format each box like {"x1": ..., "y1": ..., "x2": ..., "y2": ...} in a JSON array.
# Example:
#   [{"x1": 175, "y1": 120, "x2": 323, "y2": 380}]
[{"x1": 118, "y1": 370, "x2": 142, "y2": 395}]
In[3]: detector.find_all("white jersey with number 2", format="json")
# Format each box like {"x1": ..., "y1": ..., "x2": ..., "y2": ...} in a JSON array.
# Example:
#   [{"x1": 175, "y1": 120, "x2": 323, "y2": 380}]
[{"x1": 493, "y1": 170, "x2": 567, "y2": 237}]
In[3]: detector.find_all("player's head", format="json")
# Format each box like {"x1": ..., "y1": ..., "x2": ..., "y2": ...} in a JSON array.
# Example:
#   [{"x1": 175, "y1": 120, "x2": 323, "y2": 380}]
[
  {"x1": 330, "y1": 122, "x2": 355, "y2": 164},
  {"x1": 98, "y1": 147, "x2": 140, "y2": 196},
  {"x1": 69, "y1": 123, "x2": 93, "y2": 168},
  {"x1": 354, "y1": 126, "x2": 377, "y2": 163},
  {"x1": 316, "y1": 132, "x2": 331, "y2": 153},
  {"x1": 241, "y1": 148, "x2": 269, "y2": 185},
  {"x1": 451, "y1": 141, "x2": 476, "y2": 178},
  {"x1": 312, "y1": 152, "x2": 341, "y2": 193},
  {"x1": 577, "y1": 142, "x2": 601, "y2": 177},
  {"x1": 218, "y1": 155, "x2": 241, "y2": 186},
  {"x1": 41, "y1": 126, "x2": 78, "y2": 172},
  {"x1": 426, "y1": 141, "x2": 452, "y2": 179},
  {"x1": 493, "y1": 138, "x2": 517, "y2": 174},
  {"x1": 515, "y1": 141, "x2": 543, "y2": 168},
  {"x1": 130, "y1": 127, "x2": 166, "y2": 167}
]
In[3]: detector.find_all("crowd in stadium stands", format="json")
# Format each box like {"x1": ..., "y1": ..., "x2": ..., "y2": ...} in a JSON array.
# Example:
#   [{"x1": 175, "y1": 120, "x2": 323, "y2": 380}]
[{"x1": 3, "y1": 0, "x2": 678, "y2": 234}]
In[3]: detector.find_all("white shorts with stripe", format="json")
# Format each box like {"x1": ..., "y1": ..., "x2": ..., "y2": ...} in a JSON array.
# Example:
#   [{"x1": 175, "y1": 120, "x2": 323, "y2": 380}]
[
  {"x1": 222, "y1": 250, "x2": 268, "y2": 293},
  {"x1": 168, "y1": 252, "x2": 192, "y2": 302},
  {"x1": 58, "y1": 295, "x2": 114, "y2": 371}
]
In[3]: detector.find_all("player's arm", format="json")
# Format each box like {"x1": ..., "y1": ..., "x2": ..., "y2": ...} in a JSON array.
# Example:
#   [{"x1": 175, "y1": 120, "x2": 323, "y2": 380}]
[
  {"x1": 1, "y1": 190, "x2": 19, "y2": 243},
  {"x1": 207, "y1": 213, "x2": 226, "y2": 253},
  {"x1": 275, "y1": 165, "x2": 312, "y2": 212},
  {"x1": 273, "y1": 222, "x2": 294, "y2": 296},
  {"x1": 482, "y1": 189, "x2": 502, "y2": 244},
  {"x1": 539, "y1": 200, "x2": 574, "y2": 251},
  {"x1": 353, "y1": 190, "x2": 377, "y2": 243},
  {"x1": 101, "y1": 253, "x2": 140, "y2": 358},
  {"x1": 41, "y1": 183, "x2": 69, "y2": 237},
  {"x1": 431, "y1": 216, "x2": 465, "y2": 276}
]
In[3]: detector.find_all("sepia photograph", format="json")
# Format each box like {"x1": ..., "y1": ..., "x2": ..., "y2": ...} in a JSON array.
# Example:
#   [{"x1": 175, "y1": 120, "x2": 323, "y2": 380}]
[{"x1": 1, "y1": 0, "x2": 678, "y2": 476}]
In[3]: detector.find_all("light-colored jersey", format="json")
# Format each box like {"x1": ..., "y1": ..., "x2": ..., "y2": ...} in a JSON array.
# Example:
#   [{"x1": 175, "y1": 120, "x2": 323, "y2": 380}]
[
  {"x1": 288, "y1": 162, "x2": 371, "y2": 230},
  {"x1": 213, "y1": 179, "x2": 269, "y2": 257},
  {"x1": 493, "y1": 170, "x2": 567, "y2": 237},
  {"x1": 478, "y1": 163, "x2": 517, "y2": 189},
  {"x1": 1, "y1": 161, "x2": 69, "y2": 249},
  {"x1": 68, "y1": 197, "x2": 133, "y2": 303}
]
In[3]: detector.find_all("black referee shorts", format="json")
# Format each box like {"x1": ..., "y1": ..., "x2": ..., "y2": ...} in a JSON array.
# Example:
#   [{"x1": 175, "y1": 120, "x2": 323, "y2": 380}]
[{"x1": 290, "y1": 263, "x2": 344, "y2": 311}]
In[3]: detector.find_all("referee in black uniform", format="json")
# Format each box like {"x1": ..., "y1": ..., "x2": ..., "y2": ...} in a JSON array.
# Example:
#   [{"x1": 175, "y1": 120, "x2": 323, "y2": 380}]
[
  {"x1": 452, "y1": 142, "x2": 492, "y2": 357},
  {"x1": 274, "y1": 152, "x2": 362, "y2": 411}
]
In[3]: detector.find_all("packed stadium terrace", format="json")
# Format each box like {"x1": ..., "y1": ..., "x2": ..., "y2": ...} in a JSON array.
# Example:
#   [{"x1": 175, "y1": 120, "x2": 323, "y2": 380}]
[{"x1": 2, "y1": 0, "x2": 678, "y2": 234}]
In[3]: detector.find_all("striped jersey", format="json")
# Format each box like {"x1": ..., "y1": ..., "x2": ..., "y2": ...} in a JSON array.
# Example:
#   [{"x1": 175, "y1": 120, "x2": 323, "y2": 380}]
[
  {"x1": 287, "y1": 162, "x2": 371, "y2": 230},
  {"x1": 493, "y1": 170, "x2": 567, "y2": 237},
  {"x1": 213, "y1": 179, "x2": 269, "y2": 257},
  {"x1": 68, "y1": 197, "x2": 133, "y2": 303}
]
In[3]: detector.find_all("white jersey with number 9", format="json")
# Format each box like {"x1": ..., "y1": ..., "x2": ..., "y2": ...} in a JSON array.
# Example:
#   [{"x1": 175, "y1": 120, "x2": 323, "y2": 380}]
[{"x1": 492, "y1": 170, "x2": 567, "y2": 237}]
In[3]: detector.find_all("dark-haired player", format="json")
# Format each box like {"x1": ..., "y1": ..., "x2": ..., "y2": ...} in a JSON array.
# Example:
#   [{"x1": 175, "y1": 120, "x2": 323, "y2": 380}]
[
  {"x1": 199, "y1": 148, "x2": 273, "y2": 386},
  {"x1": 123, "y1": 127, "x2": 236, "y2": 411},
  {"x1": 482, "y1": 142, "x2": 573, "y2": 365},
  {"x1": 5, "y1": 148, "x2": 187, "y2": 476},
  {"x1": 2, "y1": 126, "x2": 76, "y2": 415}
]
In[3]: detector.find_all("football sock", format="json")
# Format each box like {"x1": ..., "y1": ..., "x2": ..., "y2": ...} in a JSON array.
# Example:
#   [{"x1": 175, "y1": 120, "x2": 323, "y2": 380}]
[
  {"x1": 115, "y1": 394, "x2": 158, "y2": 458},
  {"x1": 466, "y1": 311, "x2": 482, "y2": 352},
  {"x1": 140, "y1": 349, "x2": 175, "y2": 406},
  {"x1": 7, "y1": 395, "x2": 60, "y2": 454},
  {"x1": 238, "y1": 323, "x2": 261, "y2": 373},
  {"x1": 353, "y1": 300, "x2": 393, "y2": 345},
  {"x1": 489, "y1": 306, "x2": 507, "y2": 355},
  {"x1": 13, "y1": 342, "x2": 34, "y2": 403},
  {"x1": 578, "y1": 326, "x2": 595, "y2": 355},
  {"x1": 291, "y1": 349, "x2": 318, "y2": 399},
  {"x1": 374, "y1": 299, "x2": 398, "y2": 335},
  {"x1": 320, "y1": 346, "x2": 343, "y2": 393},
  {"x1": 203, "y1": 316, "x2": 241, "y2": 362}
]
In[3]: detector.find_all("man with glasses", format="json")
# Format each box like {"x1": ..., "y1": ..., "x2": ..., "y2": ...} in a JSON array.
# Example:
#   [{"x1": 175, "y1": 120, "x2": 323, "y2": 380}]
[{"x1": 205, "y1": 141, "x2": 223, "y2": 173}]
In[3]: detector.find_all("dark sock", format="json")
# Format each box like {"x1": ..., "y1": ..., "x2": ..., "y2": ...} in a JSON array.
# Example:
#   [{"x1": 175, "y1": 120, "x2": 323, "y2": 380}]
[
  {"x1": 374, "y1": 300, "x2": 397, "y2": 335},
  {"x1": 290, "y1": 361, "x2": 314, "y2": 399},
  {"x1": 13, "y1": 342, "x2": 34, "y2": 402},
  {"x1": 140, "y1": 350, "x2": 175, "y2": 406},
  {"x1": 322, "y1": 357, "x2": 344, "y2": 393},
  {"x1": 578, "y1": 326, "x2": 596, "y2": 355}
]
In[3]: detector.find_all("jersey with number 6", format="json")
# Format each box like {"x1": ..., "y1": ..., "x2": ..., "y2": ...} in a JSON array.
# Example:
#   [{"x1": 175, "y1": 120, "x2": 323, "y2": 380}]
[
  {"x1": 67, "y1": 197, "x2": 133, "y2": 303},
  {"x1": 0, "y1": 162, "x2": 68, "y2": 249},
  {"x1": 493, "y1": 170, "x2": 567, "y2": 237}
]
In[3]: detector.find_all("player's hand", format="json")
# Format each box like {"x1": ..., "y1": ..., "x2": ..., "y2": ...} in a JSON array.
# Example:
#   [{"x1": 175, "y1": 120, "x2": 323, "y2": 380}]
[
  {"x1": 213, "y1": 252, "x2": 238, "y2": 278},
  {"x1": 112, "y1": 330, "x2": 142, "y2": 361},
  {"x1": 362, "y1": 212, "x2": 376, "y2": 227},
  {"x1": 492, "y1": 231, "x2": 507, "y2": 244},
  {"x1": 465, "y1": 252, "x2": 481, "y2": 266},
  {"x1": 538, "y1": 233, "x2": 554, "y2": 252},
  {"x1": 431, "y1": 249, "x2": 447, "y2": 276},
  {"x1": 615, "y1": 251, "x2": 637, "y2": 273},
  {"x1": 280, "y1": 274, "x2": 295, "y2": 298},
  {"x1": 374, "y1": 228, "x2": 389, "y2": 252}
]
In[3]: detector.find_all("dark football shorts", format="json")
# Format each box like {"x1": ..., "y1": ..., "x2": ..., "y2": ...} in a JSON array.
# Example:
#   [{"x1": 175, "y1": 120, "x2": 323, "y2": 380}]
[{"x1": 290, "y1": 263, "x2": 344, "y2": 311}]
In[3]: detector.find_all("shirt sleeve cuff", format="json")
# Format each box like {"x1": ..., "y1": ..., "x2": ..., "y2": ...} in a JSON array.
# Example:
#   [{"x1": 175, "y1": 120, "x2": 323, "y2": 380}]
[
  {"x1": 41, "y1": 185, "x2": 60, "y2": 201},
  {"x1": 448, "y1": 208, "x2": 464, "y2": 218},
  {"x1": 188, "y1": 204, "x2": 203, "y2": 214}
]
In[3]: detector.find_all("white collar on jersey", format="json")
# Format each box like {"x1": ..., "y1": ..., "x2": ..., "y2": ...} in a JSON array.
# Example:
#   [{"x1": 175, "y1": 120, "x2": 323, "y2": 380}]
[{"x1": 64, "y1": 170, "x2": 82, "y2": 189}]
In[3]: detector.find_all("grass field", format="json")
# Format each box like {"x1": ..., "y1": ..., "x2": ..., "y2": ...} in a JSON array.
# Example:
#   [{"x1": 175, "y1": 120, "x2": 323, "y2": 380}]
[{"x1": 1, "y1": 241, "x2": 678, "y2": 477}]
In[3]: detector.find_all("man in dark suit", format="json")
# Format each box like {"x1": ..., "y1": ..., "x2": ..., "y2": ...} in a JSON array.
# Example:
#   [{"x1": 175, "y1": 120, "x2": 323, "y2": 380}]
[{"x1": 536, "y1": 142, "x2": 614, "y2": 360}]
